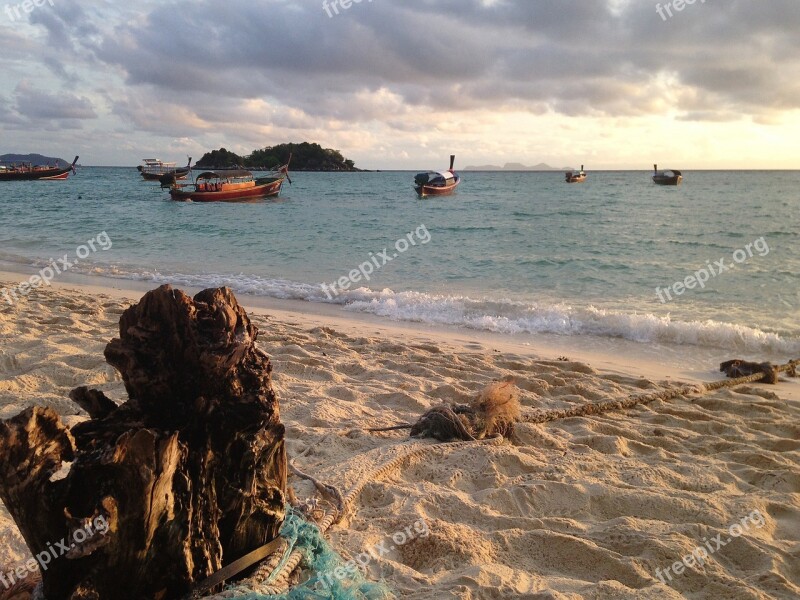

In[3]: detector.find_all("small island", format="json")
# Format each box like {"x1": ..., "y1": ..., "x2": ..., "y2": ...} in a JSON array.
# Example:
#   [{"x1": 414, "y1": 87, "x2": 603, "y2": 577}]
[{"x1": 195, "y1": 142, "x2": 362, "y2": 172}]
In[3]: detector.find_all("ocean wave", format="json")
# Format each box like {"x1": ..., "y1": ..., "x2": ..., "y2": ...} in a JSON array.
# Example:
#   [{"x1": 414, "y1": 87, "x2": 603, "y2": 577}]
[
  {"x1": 62, "y1": 264, "x2": 799, "y2": 355},
  {"x1": 338, "y1": 290, "x2": 798, "y2": 354}
]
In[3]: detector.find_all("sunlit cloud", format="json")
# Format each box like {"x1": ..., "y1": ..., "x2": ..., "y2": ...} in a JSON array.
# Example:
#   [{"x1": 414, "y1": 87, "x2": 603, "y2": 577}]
[{"x1": 0, "y1": 0, "x2": 798, "y2": 168}]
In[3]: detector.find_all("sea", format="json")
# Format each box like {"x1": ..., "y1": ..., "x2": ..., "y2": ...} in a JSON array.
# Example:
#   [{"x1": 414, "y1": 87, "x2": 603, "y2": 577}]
[{"x1": 1, "y1": 168, "x2": 798, "y2": 358}]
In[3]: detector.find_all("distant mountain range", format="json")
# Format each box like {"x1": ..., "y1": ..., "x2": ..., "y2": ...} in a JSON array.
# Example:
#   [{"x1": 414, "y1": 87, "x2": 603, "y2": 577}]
[
  {"x1": 0, "y1": 153, "x2": 69, "y2": 167},
  {"x1": 463, "y1": 162, "x2": 573, "y2": 171}
]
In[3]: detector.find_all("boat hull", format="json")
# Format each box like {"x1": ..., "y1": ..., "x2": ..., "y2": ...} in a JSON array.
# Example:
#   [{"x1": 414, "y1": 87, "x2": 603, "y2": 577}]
[
  {"x1": 170, "y1": 177, "x2": 285, "y2": 202},
  {"x1": 0, "y1": 167, "x2": 73, "y2": 181},
  {"x1": 415, "y1": 178, "x2": 460, "y2": 197},
  {"x1": 565, "y1": 175, "x2": 586, "y2": 183},
  {"x1": 143, "y1": 168, "x2": 189, "y2": 181},
  {"x1": 653, "y1": 175, "x2": 682, "y2": 186}
]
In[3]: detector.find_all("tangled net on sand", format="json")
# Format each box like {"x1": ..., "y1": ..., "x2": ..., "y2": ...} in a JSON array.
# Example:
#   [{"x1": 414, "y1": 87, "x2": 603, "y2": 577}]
[{"x1": 410, "y1": 380, "x2": 521, "y2": 442}]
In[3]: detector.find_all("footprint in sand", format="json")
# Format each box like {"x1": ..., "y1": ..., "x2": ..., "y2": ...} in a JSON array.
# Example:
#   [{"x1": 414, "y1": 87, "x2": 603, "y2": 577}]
[
  {"x1": 0, "y1": 351, "x2": 20, "y2": 374},
  {"x1": 61, "y1": 354, "x2": 106, "y2": 371}
]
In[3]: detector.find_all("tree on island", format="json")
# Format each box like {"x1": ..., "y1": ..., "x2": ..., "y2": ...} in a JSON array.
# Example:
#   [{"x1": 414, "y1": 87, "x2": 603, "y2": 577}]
[
  {"x1": 195, "y1": 143, "x2": 361, "y2": 171},
  {"x1": 194, "y1": 147, "x2": 244, "y2": 169}
]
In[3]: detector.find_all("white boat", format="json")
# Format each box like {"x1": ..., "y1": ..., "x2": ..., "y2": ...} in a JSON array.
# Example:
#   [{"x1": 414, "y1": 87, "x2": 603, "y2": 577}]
[{"x1": 138, "y1": 158, "x2": 191, "y2": 181}]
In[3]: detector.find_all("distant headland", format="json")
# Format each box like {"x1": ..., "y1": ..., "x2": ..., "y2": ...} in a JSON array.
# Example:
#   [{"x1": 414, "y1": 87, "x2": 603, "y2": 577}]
[
  {"x1": 195, "y1": 142, "x2": 363, "y2": 172},
  {"x1": 0, "y1": 153, "x2": 70, "y2": 167},
  {"x1": 463, "y1": 162, "x2": 573, "y2": 171}
]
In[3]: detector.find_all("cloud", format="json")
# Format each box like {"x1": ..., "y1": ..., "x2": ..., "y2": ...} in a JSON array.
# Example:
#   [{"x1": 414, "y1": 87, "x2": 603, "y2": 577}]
[
  {"x1": 14, "y1": 82, "x2": 97, "y2": 121},
  {"x1": 1, "y1": 0, "x2": 799, "y2": 166},
  {"x1": 84, "y1": 0, "x2": 800, "y2": 121}
]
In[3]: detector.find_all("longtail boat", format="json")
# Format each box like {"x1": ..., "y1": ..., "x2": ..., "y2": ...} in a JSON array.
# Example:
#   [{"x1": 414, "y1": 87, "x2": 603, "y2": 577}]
[
  {"x1": 168, "y1": 159, "x2": 291, "y2": 203},
  {"x1": 565, "y1": 164, "x2": 586, "y2": 183},
  {"x1": 414, "y1": 155, "x2": 461, "y2": 197},
  {"x1": 652, "y1": 164, "x2": 682, "y2": 186},
  {"x1": 0, "y1": 156, "x2": 78, "y2": 181}
]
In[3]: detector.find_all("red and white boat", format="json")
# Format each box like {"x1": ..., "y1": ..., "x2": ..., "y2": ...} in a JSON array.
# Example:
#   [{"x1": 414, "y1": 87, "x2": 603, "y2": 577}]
[
  {"x1": 565, "y1": 165, "x2": 586, "y2": 183},
  {"x1": 414, "y1": 155, "x2": 461, "y2": 197},
  {"x1": 168, "y1": 161, "x2": 291, "y2": 203}
]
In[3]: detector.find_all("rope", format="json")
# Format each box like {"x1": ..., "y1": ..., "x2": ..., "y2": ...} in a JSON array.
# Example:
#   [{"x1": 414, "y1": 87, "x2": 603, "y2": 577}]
[
  {"x1": 201, "y1": 359, "x2": 797, "y2": 598},
  {"x1": 251, "y1": 362, "x2": 798, "y2": 594},
  {"x1": 522, "y1": 363, "x2": 794, "y2": 425},
  {"x1": 247, "y1": 434, "x2": 504, "y2": 595},
  {"x1": 342, "y1": 434, "x2": 504, "y2": 512},
  {"x1": 191, "y1": 538, "x2": 285, "y2": 597},
  {"x1": 289, "y1": 455, "x2": 346, "y2": 521}
]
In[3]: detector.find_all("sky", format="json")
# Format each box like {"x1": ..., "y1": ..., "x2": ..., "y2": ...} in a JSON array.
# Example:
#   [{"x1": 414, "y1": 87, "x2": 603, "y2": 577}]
[{"x1": 1, "y1": 0, "x2": 799, "y2": 170}]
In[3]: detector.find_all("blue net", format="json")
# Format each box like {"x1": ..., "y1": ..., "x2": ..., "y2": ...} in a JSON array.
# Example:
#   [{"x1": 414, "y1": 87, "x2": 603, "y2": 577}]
[{"x1": 236, "y1": 509, "x2": 394, "y2": 600}]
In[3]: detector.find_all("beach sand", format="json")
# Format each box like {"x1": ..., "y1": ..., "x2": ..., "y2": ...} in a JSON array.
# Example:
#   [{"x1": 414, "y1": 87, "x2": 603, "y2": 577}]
[{"x1": 1, "y1": 278, "x2": 798, "y2": 599}]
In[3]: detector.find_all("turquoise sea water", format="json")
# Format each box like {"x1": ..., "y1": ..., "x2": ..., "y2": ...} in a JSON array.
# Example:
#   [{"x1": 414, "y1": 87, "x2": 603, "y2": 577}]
[{"x1": 1, "y1": 168, "x2": 798, "y2": 355}]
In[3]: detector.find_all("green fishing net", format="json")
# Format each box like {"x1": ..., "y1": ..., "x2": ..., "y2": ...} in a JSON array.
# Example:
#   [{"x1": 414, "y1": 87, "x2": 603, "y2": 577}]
[{"x1": 236, "y1": 509, "x2": 394, "y2": 600}]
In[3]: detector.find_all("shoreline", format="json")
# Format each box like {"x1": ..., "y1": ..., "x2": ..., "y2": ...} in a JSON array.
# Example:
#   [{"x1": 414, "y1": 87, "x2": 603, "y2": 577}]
[{"x1": 2, "y1": 267, "x2": 798, "y2": 401}]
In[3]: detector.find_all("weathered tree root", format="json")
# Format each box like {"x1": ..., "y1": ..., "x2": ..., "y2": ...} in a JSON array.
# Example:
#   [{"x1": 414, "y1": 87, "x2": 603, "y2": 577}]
[{"x1": 0, "y1": 285, "x2": 287, "y2": 600}]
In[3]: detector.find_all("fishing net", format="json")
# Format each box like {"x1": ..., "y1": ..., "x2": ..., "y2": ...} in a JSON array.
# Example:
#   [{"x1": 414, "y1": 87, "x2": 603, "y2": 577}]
[{"x1": 232, "y1": 509, "x2": 394, "y2": 600}]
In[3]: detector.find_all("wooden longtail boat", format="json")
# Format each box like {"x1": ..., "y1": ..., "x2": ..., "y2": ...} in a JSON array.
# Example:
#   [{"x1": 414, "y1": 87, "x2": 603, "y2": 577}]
[
  {"x1": 168, "y1": 160, "x2": 291, "y2": 203},
  {"x1": 0, "y1": 156, "x2": 78, "y2": 181},
  {"x1": 652, "y1": 164, "x2": 682, "y2": 186},
  {"x1": 565, "y1": 165, "x2": 586, "y2": 183},
  {"x1": 414, "y1": 155, "x2": 461, "y2": 197}
]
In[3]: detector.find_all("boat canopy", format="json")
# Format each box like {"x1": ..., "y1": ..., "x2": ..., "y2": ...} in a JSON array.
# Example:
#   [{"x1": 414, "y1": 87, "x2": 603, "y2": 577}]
[
  {"x1": 196, "y1": 170, "x2": 252, "y2": 180},
  {"x1": 414, "y1": 170, "x2": 455, "y2": 186},
  {"x1": 655, "y1": 165, "x2": 681, "y2": 175}
]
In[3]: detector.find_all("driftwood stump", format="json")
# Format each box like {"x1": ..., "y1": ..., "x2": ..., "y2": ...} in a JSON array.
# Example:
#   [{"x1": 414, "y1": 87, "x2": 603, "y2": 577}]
[{"x1": 0, "y1": 285, "x2": 286, "y2": 599}]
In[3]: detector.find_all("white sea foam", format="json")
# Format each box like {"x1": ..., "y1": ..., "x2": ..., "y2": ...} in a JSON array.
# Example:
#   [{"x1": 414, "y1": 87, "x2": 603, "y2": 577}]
[{"x1": 60, "y1": 263, "x2": 799, "y2": 356}]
